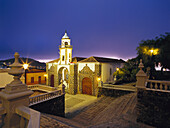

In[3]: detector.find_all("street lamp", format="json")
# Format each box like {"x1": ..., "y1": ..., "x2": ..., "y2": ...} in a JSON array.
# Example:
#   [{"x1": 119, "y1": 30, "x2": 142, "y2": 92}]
[
  {"x1": 23, "y1": 63, "x2": 29, "y2": 84},
  {"x1": 148, "y1": 48, "x2": 159, "y2": 79},
  {"x1": 149, "y1": 48, "x2": 159, "y2": 56},
  {"x1": 97, "y1": 77, "x2": 101, "y2": 81},
  {"x1": 116, "y1": 68, "x2": 119, "y2": 71}
]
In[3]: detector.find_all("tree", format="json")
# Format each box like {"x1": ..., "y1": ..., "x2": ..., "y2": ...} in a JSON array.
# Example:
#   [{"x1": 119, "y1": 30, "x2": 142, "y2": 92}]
[
  {"x1": 158, "y1": 33, "x2": 170, "y2": 70},
  {"x1": 136, "y1": 33, "x2": 170, "y2": 76},
  {"x1": 114, "y1": 32, "x2": 170, "y2": 83},
  {"x1": 113, "y1": 58, "x2": 139, "y2": 84}
]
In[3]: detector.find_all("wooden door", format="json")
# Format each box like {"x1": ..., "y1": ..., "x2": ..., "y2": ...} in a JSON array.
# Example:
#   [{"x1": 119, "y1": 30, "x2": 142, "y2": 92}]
[
  {"x1": 82, "y1": 77, "x2": 92, "y2": 95},
  {"x1": 38, "y1": 76, "x2": 41, "y2": 84},
  {"x1": 51, "y1": 75, "x2": 54, "y2": 87}
]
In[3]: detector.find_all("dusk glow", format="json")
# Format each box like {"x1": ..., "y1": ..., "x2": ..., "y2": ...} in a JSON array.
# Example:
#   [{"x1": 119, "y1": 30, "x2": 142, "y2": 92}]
[{"x1": 0, "y1": 0, "x2": 170, "y2": 61}]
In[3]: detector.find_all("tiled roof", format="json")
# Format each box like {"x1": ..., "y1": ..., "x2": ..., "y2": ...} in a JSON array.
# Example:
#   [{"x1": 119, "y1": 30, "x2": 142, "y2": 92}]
[
  {"x1": 79, "y1": 56, "x2": 125, "y2": 63},
  {"x1": 27, "y1": 69, "x2": 46, "y2": 73},
  {"x1": 47, "y1": 56, "x2": 125, "y2": 64},
  {"x1": 72, "y1": 57, "x2": 86, "y2": 63},
  {"x1": 47, "y1": 57, "x2": 86, "y2": 64}
]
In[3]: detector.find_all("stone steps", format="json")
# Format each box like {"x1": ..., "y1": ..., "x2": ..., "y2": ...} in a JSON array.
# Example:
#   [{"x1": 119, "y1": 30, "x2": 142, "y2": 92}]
[
  {"x1": 41, "y1": 113, "x2": 83, "y2": 128},
  {"x1": 40, "y1": 93, "x2": 153, "y2": 128},
  {"x1": 71, "y1": 96, "x2": 115, "y2": 126},
  {"x1": 70, "y1": 93, "x2": 137, "y2": 126},
  {"x1": 91, "y1": 93, "x2": 136, "y2": 125}
]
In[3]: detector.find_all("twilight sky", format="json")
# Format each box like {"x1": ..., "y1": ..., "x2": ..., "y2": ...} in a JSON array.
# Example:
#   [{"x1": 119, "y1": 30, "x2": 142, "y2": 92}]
[{"x1": 0, "y1": 0, "x2": 170, "y2": 62}]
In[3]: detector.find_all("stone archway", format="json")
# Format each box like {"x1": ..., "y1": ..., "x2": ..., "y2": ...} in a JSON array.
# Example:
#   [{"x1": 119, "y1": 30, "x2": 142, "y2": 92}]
[
  {"x1": 82, "y1": 77, "x2": 92, "y2": 95},
  {"x1": 79, "y1": 64, "x2": 94, "y2": 95},
  {"x1": 58, "y1": 67, "x2": 69, "y2": 89}
]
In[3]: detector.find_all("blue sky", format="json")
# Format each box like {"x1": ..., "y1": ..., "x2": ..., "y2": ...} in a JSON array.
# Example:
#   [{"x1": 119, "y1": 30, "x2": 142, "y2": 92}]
[{"x1": 0, "y1": 0, "x2": 170, "y2": 61}]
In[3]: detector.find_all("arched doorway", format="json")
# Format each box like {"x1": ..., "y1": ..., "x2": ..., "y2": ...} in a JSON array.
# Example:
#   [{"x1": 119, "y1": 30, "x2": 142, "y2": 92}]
[
  {"x1": 82, "y1": 77, "x2": 92, "y2": 95},
  {"x1": 58, "y1": 67, "x2": 69, "y2": 89},
  {"x1": 51, "y1": 75, "x2": 54, "y2": 87}
]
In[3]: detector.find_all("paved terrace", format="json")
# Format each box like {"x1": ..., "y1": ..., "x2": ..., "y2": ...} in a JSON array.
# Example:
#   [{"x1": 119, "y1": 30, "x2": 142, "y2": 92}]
[{"x1": 41, "y1": 92, "x2": 154, "y2": 128}]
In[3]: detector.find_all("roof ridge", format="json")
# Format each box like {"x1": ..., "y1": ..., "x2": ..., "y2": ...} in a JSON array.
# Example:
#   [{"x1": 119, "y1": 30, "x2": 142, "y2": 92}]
[{"x1": 91, "y1": 56, "x2": 98, "y2": 62}]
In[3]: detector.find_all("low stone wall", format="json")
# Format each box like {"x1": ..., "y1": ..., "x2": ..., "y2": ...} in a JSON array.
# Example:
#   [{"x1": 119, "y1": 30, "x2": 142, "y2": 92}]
[
  {"x1": 30, "y1": 94, "x2": 65, "y2": 117},
  {"x1": 97, "y1": 87, "x2": 133, "y2": 97},
  {"x1": 137, "y1": 88, "x2": 170, "y2": 128}
]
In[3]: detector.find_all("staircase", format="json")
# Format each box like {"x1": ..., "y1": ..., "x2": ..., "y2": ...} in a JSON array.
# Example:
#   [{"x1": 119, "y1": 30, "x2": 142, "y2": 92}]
[
  {"x1": 40, "y1": 93, "x2": 153, "y2": 128},
  {"x1": 70, "y1": 93, "x2": 137, "y2": 126}
]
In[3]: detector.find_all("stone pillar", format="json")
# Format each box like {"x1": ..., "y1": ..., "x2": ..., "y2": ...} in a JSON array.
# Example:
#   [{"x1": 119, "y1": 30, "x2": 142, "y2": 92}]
[
  {"x1": 98, "y1": 80, "x2": 103, "y2": 87},
  {"x1": 94, "y1": 64, "x2": 101, "y2": 96},
  {"x1": 54, "y1": 65, "x2": 58, "y2": 87},
  {"x1": 0, "y1": 52, "x2": 33, "y2": 128},
  {"x1": 69, "y1": 63, "x2": 78, "y2": 95},
  {"x1": 136, "y1": 59, "x2": 147, "y2": 89}
]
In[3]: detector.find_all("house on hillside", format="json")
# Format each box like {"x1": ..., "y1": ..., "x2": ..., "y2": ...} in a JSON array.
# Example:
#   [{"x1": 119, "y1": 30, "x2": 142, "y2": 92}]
[{"x1": 46, "y1": 32, "x2": 125, "y2": 96}]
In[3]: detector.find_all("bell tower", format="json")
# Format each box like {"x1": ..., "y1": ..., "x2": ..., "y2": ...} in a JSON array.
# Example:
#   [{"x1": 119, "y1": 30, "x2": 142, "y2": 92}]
[{"x1": 59, "y1": 31, "x2": 73, "y2": 65}]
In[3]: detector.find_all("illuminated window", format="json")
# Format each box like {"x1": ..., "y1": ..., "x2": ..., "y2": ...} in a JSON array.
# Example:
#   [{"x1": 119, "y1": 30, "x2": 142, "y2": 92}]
[
  {"x1": 69, "y1": 53, "x2": 71, "y2": 58},
  {"x1": 62, "y1": 56, "x2": 64, "y2": 61}
]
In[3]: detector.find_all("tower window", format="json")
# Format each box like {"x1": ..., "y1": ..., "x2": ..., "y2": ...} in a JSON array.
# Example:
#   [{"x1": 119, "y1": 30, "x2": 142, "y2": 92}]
[
  {"x1": 62, "y1": 56, "x2": 65, "y2": 61},
  {"x1": 65, "y1": 42, "x2": 68, "y2": 45},
  {"x1": 69, "y1": 53, "x2": 71, "y2": 58}
]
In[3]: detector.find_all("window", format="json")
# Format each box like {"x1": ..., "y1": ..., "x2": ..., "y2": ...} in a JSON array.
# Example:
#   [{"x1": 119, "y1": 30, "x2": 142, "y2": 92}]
[
  {"x1": 31, "y1": 77, "x2": 34, "y2": 83},
  {"x1": 45, "y1": 77, "x2": 46, "y2": 81},
  {"x1": 65, "y1": 42, "x2": 68, "y2": 45},
  {"x1": 69, "y1": 53, "x2": 71, "y2": 58},
  {"x1": 62, "y1": 56, "x2": 64, "y2": 61},
  {"x1": 38, "y1": 76, "x2": 41, "y2": 84}
]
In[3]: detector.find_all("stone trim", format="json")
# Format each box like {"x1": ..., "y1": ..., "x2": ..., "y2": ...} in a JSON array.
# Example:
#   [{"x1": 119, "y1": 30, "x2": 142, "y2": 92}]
[{"x1": 79, "y1": 64, "x2": 95, "y2": 95}]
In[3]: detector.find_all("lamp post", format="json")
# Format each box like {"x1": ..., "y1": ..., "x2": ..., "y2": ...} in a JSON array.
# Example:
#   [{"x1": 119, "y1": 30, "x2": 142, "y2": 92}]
[
  {"x1": 148, "y1": 48, "x2": 159, "y2": 79},
  {"x1": 23, "y1": 63, "x2": 29, "y2": 84}
]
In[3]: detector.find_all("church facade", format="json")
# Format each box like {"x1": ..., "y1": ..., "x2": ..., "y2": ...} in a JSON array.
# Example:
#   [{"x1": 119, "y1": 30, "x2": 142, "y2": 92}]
[{"x1": 46, "y1": 32, "x2": 125, "y2": 96}]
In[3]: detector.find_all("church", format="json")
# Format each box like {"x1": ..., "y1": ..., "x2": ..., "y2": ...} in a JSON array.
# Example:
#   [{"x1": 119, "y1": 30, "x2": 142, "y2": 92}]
[{"x1": 46, "y1": 32, "x2": 125, "y2": 96}]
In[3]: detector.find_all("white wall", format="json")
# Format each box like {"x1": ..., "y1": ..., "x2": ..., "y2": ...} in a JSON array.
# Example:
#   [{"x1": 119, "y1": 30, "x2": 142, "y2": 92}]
[
  {"x1": 0, "y1": 72, "x2": 25, "y2": 87},
  {"x1": 0, "y1": 72, "x2": 14, "y2": 87},
  {"x1": 101, "y1": 63, "x2": 122, "y2": 83},
  {"x1": 78, "y1": 63, "x2": 95, "y2": 72}
]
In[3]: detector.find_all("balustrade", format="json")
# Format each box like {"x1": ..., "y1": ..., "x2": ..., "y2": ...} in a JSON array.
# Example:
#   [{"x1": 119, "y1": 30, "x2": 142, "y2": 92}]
[
  {"x1": 146, "y1": 80, "x2": 170, "y2": 92},
  {"x1": 28, "y1": 85, "x2": 58, "y2": 92},
  {"x1": 29, "y1": 90, "x2": 62, "y2": 106}
]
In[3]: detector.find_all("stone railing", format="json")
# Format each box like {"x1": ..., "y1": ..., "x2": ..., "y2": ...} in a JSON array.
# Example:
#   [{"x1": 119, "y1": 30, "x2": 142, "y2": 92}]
[
  {"x1": 15, "y1": 106, "x2": 40, "y2": 128},
  {"x1": 29, "y1": 90, "x2": 62, "y2": 106},
  {"x1": 28, "y1": 84, "x2": 58, "y2": 92},
  {"x1": 146, "y1": 80, "x2": 170, "y2": 92},
  {"x1": 0, "y1": 106, "x2": 40, "y2": 128}
]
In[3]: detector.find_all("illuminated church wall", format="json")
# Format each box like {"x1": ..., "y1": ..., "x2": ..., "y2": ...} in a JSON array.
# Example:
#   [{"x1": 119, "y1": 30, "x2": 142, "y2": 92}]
[{"x1": 46, "y1": 32, "x2": 125, "y2": 96}]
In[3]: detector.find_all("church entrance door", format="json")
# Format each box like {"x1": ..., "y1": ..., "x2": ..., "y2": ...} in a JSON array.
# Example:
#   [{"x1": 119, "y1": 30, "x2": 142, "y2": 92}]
[
  {"x1": 51, "y1": 75, "x2": 54, "y2": 87},
  {"x1": 82, "y1": 77, "x2": 92, "y2": 95}
]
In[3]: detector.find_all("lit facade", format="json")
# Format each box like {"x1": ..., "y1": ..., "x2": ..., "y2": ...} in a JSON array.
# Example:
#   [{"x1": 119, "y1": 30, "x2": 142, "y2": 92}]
[{"x1": 46, "y1": 32, "x2": 125, "y2": 96}]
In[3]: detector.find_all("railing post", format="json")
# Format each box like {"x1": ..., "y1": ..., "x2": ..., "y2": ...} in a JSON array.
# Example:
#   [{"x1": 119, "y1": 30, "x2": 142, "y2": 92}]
[
  {"x1": 98, "y1": 80, "x2": 103, "y2": 87},
  {"x1": 0, "y1": 52, "x2": 33, "y2": 128},
  {"x1": 136, "y1": 59, "x2": 147, "y2": 89}
]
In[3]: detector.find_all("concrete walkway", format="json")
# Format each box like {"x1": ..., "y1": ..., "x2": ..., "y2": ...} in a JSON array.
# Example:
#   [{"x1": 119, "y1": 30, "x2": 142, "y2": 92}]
[{"x1": 65, "y1": 94, "x2": 97, "y2": 117}]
